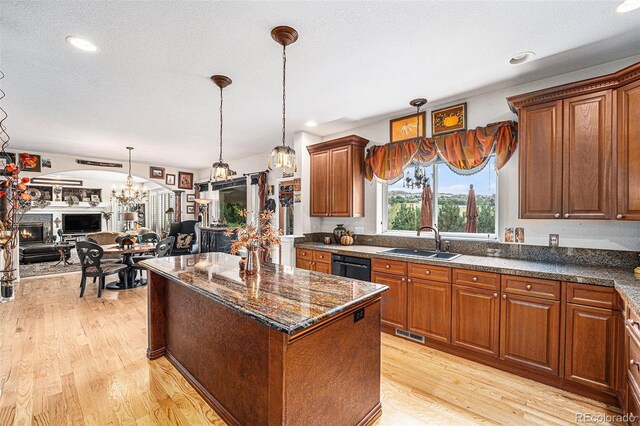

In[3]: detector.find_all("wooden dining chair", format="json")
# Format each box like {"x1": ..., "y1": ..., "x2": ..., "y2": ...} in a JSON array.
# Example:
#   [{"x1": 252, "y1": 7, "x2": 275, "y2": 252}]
[
  {"x1": 76, "y1": 241, "x2": 128, "y2": 298},
  {"x1": 133, "y1": 237, "x2": 175, "y2": 280}
]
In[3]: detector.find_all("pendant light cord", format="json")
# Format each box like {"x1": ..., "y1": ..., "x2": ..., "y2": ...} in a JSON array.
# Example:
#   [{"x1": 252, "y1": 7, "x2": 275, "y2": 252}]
[
  {"x1": 219, "y1": 86, "x2": 224, "y2": 162},
  {"x1": 128, "y1": 148, "x2": 132, "y2": 177},
  {"x1": 415, "y1": 104, "x2": 421, "y2": 142},
  {"x1": 281, "y1": 45, "x2": 287, "y2": 147}
]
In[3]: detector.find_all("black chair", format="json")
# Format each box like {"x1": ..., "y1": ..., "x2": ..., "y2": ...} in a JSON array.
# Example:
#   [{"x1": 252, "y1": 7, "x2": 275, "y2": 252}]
[
  {"x1": 168, "y1": 220, "x2": 199, "y2": 255},
  {"x1": 133, "y1": 237, "x2": 175, "y2": 280},
  {"x1": 76, "y1": 241, "x2": 128, "y2": 298},
  {"x1": 139, "y1": 232, "x2": 160, "y2": 244}
]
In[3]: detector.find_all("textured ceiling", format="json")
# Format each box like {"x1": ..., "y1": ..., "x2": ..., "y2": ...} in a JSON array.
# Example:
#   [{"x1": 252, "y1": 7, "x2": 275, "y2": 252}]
[{"x1": 1, "y1": 1, "x2": 639, "y2": 169}]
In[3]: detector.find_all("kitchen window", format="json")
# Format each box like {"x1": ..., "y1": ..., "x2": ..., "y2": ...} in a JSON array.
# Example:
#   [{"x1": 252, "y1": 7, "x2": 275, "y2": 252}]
[{"x1": 381, "y1": 156, "x2": 497, "y2": 238}]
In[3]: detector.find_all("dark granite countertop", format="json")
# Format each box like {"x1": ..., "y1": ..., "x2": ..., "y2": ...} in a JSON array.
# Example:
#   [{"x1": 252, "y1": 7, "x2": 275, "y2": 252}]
[
  {"x1": 141, "y1": 252, "x2": 387, "y2": 335},
  {"x1": 296, "y1": 242, "x2": 640, "y2": 312}
]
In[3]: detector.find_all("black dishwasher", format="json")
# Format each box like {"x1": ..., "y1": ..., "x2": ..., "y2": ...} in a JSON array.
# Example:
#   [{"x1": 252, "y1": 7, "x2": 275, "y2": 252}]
[{"x1": 331, "y1": 254, "x2": 371, "y2": 281}]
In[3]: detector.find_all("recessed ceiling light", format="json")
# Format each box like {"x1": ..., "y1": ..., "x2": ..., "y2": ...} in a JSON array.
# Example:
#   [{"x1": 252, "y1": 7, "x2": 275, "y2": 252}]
[
  {"x1": 66, "y1": 36, "x2": 99, "y2": 52},
  {"x1": 305, "y1": 121, "x2": 318, "y2": 127},
  {"x1": 616, "y1": 0, "x2": 640, "y2": 13},
  {"x1": 508, "y1": 51, "x2": 535, "y2": 65}
]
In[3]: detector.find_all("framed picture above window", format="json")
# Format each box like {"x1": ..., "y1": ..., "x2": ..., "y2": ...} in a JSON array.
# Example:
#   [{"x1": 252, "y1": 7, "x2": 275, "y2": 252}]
[
  {"x1": 431, "y1": 102, "x2": 466, "y2": 136},
  {"x1": 390, "y1": 111, "x2": 425, "y2": 143},
  {"x1": 178, "y1": 172, "x2": 194, "y2": 189},
  {"x1": 150, "y1": 166, "x2": 165, "y2": 179}
]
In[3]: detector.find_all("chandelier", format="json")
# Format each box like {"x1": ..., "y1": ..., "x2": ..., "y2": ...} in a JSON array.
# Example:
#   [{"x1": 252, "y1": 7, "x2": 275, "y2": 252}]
[
  {"x1": 268, "y1": 26, "x2": 298, "y2": 173},
  {"x1": 403, "y1": 98, "x2": 430, "y2": 190},
  {"x1": 111, "y1": 147, "x2": 148, "y2": 206},
  {"x1": 210, "y1": 75, "x2": 236, "y2": 181}
]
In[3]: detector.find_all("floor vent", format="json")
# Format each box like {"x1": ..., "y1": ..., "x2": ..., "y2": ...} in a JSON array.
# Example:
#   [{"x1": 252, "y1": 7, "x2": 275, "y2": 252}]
[{"x1": 395, "y1": 329, "x2": 425, "y2": 343}]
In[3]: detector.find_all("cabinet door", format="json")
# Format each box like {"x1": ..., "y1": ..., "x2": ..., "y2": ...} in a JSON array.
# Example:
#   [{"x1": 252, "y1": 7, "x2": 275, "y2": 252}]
[
  {"x1": 408, "y1": 278, "x2": 451, "y2": 343},
  {"x1": 500, "y1": 293, "x2": 560, "y2": 375},
  {"x1": 616, "y1": 80, "x2": 640, "y2": 220},
  {"x1": 519, "y1": 101, "x2": 563, "y2": 219},
  {"x1": 310, "y1": 151, "x2": 330, "y2": 217},
  {"x1": 562, "y1": 90, "x2": 612, "y2": 219},
  {"x1": 296, "y1": 258, "x2": 313, "y2": 271},
  {"x1": 452, "y1": 285, "x2": 500, "y2": 357},
  {"x1": 328, "y1": 146, "x2": 352, "y2": 217},
  {"x1": 371, "y1": 271, "x2": 407, "y2": 330},
  {"x1": 313, "y1": 262, "x2": 332, "y2": 275},
  {"x1": 565, "y1": 304, "x2": 616, "y2": 394}
]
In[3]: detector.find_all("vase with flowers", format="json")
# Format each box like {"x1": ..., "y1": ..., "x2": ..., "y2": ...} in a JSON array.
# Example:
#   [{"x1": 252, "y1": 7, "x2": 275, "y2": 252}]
[
  {"x1": 226, "y1": 210, "x2": 282, "y2": 275},
  {"x1": 0, "y1": 153, "x2": 38, "y2": 302}
]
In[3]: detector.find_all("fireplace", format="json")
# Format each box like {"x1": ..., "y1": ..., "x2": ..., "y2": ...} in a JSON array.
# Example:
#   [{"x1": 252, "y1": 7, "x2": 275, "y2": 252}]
[{"x1": 19, "y1": 223, "x2": 44, "y2": 244}]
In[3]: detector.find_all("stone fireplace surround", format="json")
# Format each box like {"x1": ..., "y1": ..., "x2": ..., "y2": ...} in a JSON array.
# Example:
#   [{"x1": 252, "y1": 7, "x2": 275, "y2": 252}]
[{"x1": 21, "y1": 214, "x2": 53, "y2": 244}]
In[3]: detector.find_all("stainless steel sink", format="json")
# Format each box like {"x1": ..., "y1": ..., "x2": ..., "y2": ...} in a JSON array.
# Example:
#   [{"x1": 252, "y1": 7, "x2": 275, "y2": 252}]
[{"x1": 379, "y1": 248, "x2": 462, "y2": 261}]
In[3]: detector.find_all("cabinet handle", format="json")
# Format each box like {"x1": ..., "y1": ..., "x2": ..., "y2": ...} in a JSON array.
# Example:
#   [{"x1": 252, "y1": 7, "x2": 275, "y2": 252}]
[
  {"x1": 407, "y1": 278, "x2": 412, "y2": 283},
  {"x1": 493, "y1": 292, "x2": 498, "y2": 298},
  {"x1": 385, "y1": 264, "x2": 390, "y2": 269},
  {"x1": 564, "y1": 213, "x2": 570, "y2": 218},
  {"x1": 631, "y1": 359, "x2": 640, "y2": 370},
  {"x1": 425, "y1": 270, "x2": 431, "y2": 275},
  {"x1": 472, "y1": 276, "x2": 478, "y2": 282},
  {"x1": 401, "y1": 277, "x2": 406, "y2": 282},
  {"x1": 526, "y1": 284, "x2": 532, "y2": 291},
  {"x1": 627, "y1": 319, "x2": 640, "y2": 328},
  {"x1": 617, "y1": 214, "x2": 624, "y2": 219},
  {"x1": 554, "y1": 213, "x2": 560, "y2": 218},
  {"x1": 502, "y1": 294, "x2": 507, "y2": 299}
]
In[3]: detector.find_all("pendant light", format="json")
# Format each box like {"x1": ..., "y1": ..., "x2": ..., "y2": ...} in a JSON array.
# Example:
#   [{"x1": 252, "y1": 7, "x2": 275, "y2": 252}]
[
  {"x1": 111, "y1": 147, "x2": 148, "y2": 206},
  {"x1": 268, "y1": 26, "x2": 298, "y2": 173},
  {"x1": 210, "y1": 75, "x2": 236, "y2": 181},
  {"x1": 403, "y1": 98, "x2": 430, "y2": 190}
]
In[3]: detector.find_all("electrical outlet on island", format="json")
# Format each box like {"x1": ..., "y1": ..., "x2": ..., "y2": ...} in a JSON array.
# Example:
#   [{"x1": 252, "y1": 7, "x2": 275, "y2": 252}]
[{"x1": 549, "y1": 234, "x2": 560, "y2": 247}]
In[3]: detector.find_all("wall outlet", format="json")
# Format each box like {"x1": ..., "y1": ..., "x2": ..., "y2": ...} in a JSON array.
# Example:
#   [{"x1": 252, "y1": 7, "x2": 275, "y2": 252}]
[
  {"x1": 549, "y1": 234, "x2": 560, "y2": 247},
  {"x1": 354, "y1": 226, "x2": 364, "y2": 234}
]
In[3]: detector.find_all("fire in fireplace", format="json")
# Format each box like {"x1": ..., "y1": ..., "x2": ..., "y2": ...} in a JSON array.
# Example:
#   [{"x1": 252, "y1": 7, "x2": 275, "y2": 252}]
[{"x1": 18, "y1": 223, "x2": 44, "y2": 244}]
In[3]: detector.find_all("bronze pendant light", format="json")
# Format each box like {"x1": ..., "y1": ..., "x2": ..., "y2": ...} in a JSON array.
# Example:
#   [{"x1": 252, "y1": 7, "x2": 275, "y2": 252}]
[
  {"x1": 268, "y1": 26, "x2": 298, "y2": 173},
  {"x1": 210, "y1": 75, "x2": 237, "y2": 181}
]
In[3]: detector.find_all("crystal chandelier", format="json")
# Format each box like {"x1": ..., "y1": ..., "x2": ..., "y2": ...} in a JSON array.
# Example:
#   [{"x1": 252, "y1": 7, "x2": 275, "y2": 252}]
[
  {"x1": 111, "y1": 147, "x2": 148, "y2": 206},
  {"x1": 403, "y1": 98, "x2": 430, "y2": 190},
  {"x1": 268, "y1": 26, "x2": 298, "y2": 173},
  {"x1": 210, "y1": 75, "x2": 236, "y2": 181}
]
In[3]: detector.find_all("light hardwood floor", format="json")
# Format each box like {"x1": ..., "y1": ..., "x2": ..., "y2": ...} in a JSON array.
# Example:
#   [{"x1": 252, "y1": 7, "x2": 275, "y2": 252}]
[{"x1": 0, "y1": 273, "x2": 623, "y2": 425}]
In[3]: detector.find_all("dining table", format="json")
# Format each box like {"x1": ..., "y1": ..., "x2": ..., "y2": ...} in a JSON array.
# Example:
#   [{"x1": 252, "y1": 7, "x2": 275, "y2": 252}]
[{"x1": 100, "y1": 243, "x2": 157, "y2": 290}]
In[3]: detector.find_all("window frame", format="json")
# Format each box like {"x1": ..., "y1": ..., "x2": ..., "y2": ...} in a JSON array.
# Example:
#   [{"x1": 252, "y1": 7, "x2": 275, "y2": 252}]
[{"x1": 377, "y1": 159, "x2": 499, "y2": 241}]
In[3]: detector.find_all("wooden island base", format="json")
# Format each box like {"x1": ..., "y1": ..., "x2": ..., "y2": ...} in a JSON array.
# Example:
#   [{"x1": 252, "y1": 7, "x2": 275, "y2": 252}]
[{"x1": 147, "y1": 270, "x2": 383, "y2": 426}]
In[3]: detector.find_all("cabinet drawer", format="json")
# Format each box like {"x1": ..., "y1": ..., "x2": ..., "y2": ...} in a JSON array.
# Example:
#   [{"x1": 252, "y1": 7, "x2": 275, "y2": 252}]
[
  {"x1": 453, "y1": 269, "x2": 500, "y2": 291},
  {"x1": 312, "y1": 250, "x2": 332, "y2": 264},
  {"x1": 408, "y1": 263, "x2": 451, "y2": 283},
  {"x1": 296, "y1": 248, "x2": 313, "y2": 261},
  {"x1": 501, "y1": 275, "x2": 560, "y2": 301},
  {"x1": 565, "y1": 282, "x2": 617, "y2": 309},
  {"x1": 372, "y1": 258, "x2": 407, "y2": 276}
]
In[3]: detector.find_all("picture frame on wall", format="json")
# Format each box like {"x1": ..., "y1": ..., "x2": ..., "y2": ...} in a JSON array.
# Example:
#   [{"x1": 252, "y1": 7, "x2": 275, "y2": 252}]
[
  {"x1": 187, "y1": 194, "x2": 195, "y2": 202},
  {"x1": 186, "y1": 205, "x2": 195, "y2": 214},
  {"x1": 21, "y1": 153, "x2": 41, "y2": 172},
  {"x1": 390, "y1": 111, "x2": 425, "y2": 143},
  {"x1": 431, "y1": 102, "x2": 466, "y2": 136},
  {"x1": 150, "y1": 166, "x2": 165, "y2": 179},
  {"x1": 178, "y1": 171, "x2": 194, "y2": 189},
  {"x1": 166, "y1": 173, "x2": 176, "y2": 186}
]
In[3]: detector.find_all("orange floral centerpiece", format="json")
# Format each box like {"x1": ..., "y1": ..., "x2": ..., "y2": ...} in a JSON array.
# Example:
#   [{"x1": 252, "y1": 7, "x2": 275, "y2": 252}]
[
  {"x1": 225, "y1": 210, "x2": 283, "y2": 275},
  {"x1": 0, "y1": 153, "x2": 38, "y2": 301}
]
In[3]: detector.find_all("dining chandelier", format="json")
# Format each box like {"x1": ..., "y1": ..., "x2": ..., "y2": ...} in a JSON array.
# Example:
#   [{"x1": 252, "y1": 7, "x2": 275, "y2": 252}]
[
  {"x1": 210, "y1": 75, "x2": 236, "y2": 181},
  {"x1": 111, "y1": 147, "x2": 148, "y2": 206},
  {"x1": 403, "y1": 98, "x2": 431, "y2": 190},
  {"x1": 268, "y1": 26, "x2": 298, "y2": 173}
]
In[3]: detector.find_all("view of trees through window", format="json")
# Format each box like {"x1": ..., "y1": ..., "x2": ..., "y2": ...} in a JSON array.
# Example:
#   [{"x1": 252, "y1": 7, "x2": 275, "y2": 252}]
[{"x1": 387, "y1": 158, "x2": 496, "y2": 235}]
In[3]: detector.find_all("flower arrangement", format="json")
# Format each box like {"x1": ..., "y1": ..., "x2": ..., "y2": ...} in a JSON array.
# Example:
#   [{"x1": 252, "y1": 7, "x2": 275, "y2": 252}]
[
  {"x1": 0, "y1": 153, "x2": 38, "y2": 301},
  {"x1": 225, "y1": 210, "x2": 283, "y2": 274}
]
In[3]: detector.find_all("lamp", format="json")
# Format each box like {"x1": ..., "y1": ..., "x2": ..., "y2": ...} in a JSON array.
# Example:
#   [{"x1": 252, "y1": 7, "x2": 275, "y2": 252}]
[
  {"x1": 165, "y1": 207, "x2": 175, "y2": 233},
  {"x1": 210, "y1": 75, "x2": 236, "y2": 181},
  {"x1": 194, "y1": 198, "x2": 213, "y2": 226},
  {"x1": 122, "y1": 211, "x2": 135, "y2": 231},
  {"x1": 111, "y1": 147, "x2": 148, "y2": 206},
  {"x1": 268, "y1": 26, "x2": 298, "y2": 173},
  {"x1": 403, "y1": 98, "x2": 431, "y2": 190}
]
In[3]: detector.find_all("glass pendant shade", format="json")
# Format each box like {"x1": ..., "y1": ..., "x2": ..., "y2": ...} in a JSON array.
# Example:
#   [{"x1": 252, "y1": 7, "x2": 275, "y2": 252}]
[
  {"x1": 269, "y1": 145, "x2": 297, "y2": 173},
  {"x1": 210, "y1": 160, "x2": 235, "y2": 181}
]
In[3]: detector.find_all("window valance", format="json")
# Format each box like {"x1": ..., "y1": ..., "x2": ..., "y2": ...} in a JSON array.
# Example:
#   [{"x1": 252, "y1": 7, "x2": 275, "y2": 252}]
[{"x1": 364, "y1": 120, "x2": 518, "y2": 183}]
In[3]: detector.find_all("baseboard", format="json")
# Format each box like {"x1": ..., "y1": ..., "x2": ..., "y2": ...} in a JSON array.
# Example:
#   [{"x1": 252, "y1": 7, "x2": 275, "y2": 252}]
[
  {"x1": 146, "y1": 347, "x2": 165, "y2": 360},
  {"x1": 358, "y1": 402, "x2": 382, "y2": 426}
]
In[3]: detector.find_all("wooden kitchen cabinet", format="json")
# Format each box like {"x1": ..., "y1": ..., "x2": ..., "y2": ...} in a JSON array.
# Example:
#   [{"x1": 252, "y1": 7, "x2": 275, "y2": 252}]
[
  {"x1": 616, "y1": 78, "x2": 640, "y2": 221},
  {"x1": 371, "y1": 271, "x2": 407, "y2": 330},
  {"x1": 307, "y1": 135, "x2": 368, "y2": 218},
  {"x1": 452, "y1": 284, "x2": 500, "y2": 357},
  {"x1": 408, "y1": 278, "x2": 451, "y2": 343},
  {"x1": 295, "y1": 248, "x2": 331, "y2": 274}
]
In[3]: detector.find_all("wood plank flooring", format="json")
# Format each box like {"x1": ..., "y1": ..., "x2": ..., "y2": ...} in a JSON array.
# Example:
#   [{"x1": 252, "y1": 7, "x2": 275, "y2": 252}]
[{"x1": 0, "y1": 272, "x2": 623, "y2": 425}]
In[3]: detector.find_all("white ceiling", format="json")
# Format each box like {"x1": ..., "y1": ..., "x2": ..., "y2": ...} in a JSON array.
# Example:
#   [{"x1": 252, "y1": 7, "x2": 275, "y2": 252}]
[{"x1": 1, "y1": 1, "x2": 639, "y2": 169}]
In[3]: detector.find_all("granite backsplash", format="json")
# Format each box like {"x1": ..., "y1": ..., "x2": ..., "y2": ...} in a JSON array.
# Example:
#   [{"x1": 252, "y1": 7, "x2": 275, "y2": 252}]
[{"x1": 295, "y1": 233, "x2": 640, "y2": 269}]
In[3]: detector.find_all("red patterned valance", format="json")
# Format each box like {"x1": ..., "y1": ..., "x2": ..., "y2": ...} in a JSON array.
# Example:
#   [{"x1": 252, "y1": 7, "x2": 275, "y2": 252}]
[{"x1": 364, "y1": 120, "x2": 517, "y2": 182}]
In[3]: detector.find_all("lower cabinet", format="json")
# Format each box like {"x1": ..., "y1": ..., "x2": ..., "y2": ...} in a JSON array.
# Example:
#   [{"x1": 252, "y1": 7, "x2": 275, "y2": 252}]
[
  {"x1": 371, "y1": 271, "x2": 407, "y2": 330},
  {"x1": 452, "y1": 284, "x2": 500, "y2": 357},
  {"x1": 499, "y1": 293, "x2": 561, "y2": 375},
  {"x1": 295, "y1": 248, "x2": 331, "y2": 273},
  {"x1": 565, "y1": 303, "x2": 617, "y2": 394},
  {"x1": 408, "y1": 278, "x2": 451, "y2": 343}
]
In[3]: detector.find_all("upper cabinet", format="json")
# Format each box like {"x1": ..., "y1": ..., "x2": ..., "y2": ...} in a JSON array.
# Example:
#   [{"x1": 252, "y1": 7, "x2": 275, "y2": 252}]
[
  {"x1": 307, "y1": 135, "x2": 368, "y2": 217},
  {"x1": 507, "y1": 61, "x2": 640, "y2": 220}
]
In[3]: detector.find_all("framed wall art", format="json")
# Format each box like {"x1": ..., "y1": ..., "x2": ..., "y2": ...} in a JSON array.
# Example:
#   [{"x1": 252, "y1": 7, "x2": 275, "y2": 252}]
[
  {"x1": 187, "y1": 194, "x2": 195, "y2": 202},
  {"x1": 390, "y1": 111, "x2": 425, "y2": 143},
  {"x1": 187, "y1": 205, "x2": 195, "y2": 214},
  {"x1": 150, "y1": 166, "x2": 165, "y2": 179},
  {"x1": 178, "y1": 172, "x2": 194, "y2": 189},
  {"x1": 431, "y1": 102, "x2": 466, "y2": 136},
  {"x1": 166, "y1": 173, "x2": 176, "y2": 186}
]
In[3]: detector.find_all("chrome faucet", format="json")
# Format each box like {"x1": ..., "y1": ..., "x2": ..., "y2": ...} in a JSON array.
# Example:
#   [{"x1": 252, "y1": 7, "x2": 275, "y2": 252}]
[{"x1": 417, "y1": 225, "x2": 442, "y2": 252}]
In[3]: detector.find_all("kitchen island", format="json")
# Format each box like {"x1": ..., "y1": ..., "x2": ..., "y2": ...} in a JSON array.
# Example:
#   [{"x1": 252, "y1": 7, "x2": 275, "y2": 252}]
[{"x1": 142, "y1": 252, "x2": 388, "y2": 426}]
